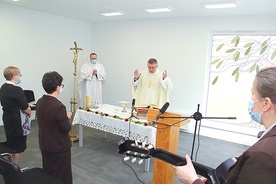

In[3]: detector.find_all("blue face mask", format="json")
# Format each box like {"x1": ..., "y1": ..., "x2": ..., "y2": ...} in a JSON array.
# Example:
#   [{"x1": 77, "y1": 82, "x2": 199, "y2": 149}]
[
  {"x1": 247, "y1": 99, "x2": 262, "y2": 124},
  {"x1": 90, "y1": 59, "x2": 97, "y2": 64},
  {"x1": 15, "y1": 77, "x2": 22, "y2": 85}
]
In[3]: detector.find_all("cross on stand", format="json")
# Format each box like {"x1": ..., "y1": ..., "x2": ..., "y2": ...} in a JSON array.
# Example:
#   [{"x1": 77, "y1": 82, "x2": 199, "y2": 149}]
[{"x1": 69, "y1": 41, "x2": 83, "y2": 142}]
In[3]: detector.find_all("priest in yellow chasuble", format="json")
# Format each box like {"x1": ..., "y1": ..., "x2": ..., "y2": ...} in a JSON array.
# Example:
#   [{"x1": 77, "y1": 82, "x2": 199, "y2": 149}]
[{"x1": 132, "y1": 58, "x2": 173, "y2": 108}]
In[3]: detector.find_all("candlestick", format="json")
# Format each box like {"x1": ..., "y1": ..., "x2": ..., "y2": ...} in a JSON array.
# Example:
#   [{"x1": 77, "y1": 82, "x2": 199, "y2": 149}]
[{"x1": 86, "y1": 95, "x2": 90, "y2": 107}]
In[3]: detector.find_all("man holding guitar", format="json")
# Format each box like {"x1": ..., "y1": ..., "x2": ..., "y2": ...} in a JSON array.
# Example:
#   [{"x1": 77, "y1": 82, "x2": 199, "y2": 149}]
[{"x1": 174, "y1": 66, "x2": 276, "y2": 184}]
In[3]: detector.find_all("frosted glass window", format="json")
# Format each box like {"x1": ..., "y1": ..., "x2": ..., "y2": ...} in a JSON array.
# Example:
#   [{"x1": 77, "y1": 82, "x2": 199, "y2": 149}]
[{"x1": 206, "y1": 35, "x2": 276, "y2": 132}]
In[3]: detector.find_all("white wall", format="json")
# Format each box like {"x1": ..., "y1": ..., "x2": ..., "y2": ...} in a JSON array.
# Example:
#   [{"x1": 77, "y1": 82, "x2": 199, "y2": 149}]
[
  {"x1": 91, "y1": 15, "x2": 276, "y2": 145},
  {"x1": 1, "y1": 3, "x2": 276, "y2": 145},
  {"x1": 91, "y1": 15, "x2": 276, "y2": 112},
  {"x1": 0, "y1": 3, "x2": 93, "y2": 121}
]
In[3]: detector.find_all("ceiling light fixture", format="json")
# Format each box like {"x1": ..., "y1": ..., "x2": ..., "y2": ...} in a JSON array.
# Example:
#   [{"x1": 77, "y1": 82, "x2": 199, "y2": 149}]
[
  {"x1": 101, "y1": 12, "x2": 124, "y2": 17},
  {"x1": 145, "y1": 7, "x2": 172, "y2": 13},
  {"x1": 202, "y1": 1, "x2": 237, "y2": 9}
]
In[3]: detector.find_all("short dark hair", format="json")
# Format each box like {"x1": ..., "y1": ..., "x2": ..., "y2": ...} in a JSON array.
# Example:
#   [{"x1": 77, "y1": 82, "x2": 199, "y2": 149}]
[
  {"x1": 42, "y1": 71, "x2": 63, "y2": 94},
  {"x1": 90, "y1": 53, "x2": 97, "y2": 57},
  {"x1": 147, "y1": 58, "x2": 157, "y2": 64}
]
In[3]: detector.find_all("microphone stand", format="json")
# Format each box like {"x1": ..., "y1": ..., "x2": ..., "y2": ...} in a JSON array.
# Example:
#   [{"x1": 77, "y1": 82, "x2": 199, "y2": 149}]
[
  {"x1": 160, "y1": 104, "x2": 236, "y2": 161},
  {"x1": 128, "y1": 105, "x2": 138, "y2": 138}
]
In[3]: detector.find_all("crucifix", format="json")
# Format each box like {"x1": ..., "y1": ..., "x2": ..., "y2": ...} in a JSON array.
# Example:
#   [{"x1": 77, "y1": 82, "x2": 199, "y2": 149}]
[{"x1": 69, "y1": 41, "x2": 83, "y2": 142}]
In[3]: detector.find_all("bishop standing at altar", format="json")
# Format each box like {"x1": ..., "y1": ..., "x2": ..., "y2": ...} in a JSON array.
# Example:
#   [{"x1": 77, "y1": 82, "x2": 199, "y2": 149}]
[
  {"x1": 132, "y1": 58, "x2": 173, "y2": 108},
  {"x1": 78, "y1": 53, "x2": 107, "y2": 107}
]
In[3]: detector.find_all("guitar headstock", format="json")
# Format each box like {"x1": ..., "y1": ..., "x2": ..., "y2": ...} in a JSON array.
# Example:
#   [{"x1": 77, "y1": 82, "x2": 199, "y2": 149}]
[{"x1": 118, "y1": 139, "x2": 155, "y2": 164}]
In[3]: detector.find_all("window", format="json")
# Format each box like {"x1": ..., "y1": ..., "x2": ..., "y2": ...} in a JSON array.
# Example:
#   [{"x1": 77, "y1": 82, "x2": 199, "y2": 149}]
[{"x1": 205, "y1": 34, "x2": 276, "y2": 134}]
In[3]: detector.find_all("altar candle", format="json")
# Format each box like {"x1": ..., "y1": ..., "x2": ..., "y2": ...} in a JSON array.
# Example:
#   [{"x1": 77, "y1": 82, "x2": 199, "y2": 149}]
[{"x1": 85, "y1": 95, "x2": 90, "y2": 107}]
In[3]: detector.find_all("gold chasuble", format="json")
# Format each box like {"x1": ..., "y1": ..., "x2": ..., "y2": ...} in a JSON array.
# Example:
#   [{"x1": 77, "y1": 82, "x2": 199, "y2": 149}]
[{"x1": 132, "y1": 69, "x2": 173, "y2": 108}]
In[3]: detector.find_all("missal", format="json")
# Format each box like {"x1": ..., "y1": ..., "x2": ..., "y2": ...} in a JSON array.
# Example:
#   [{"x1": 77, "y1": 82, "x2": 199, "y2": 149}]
[{"x1": 135, "y1": 104, "x2": 160, "y2": 119}]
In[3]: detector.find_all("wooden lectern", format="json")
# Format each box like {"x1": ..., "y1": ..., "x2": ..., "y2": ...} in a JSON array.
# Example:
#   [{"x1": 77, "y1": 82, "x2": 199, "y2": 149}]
[{"x1": 147, "y1": 108, "x2": 190, "y2": 184}]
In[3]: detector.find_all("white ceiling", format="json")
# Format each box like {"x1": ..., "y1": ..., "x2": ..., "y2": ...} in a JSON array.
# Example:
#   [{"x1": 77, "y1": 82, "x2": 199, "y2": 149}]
[{"x1": 1, "y1": 0, "x2": 276, "y2": 23}]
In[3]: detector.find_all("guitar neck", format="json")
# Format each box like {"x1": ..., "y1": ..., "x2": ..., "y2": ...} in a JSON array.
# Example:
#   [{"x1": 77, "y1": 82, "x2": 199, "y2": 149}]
[
  {"x1": 154, "y1": 148, "x2": 219, "y2": 184},
  {"x1": 118, "y1": 139, "x2": 231, "y2": 184}
]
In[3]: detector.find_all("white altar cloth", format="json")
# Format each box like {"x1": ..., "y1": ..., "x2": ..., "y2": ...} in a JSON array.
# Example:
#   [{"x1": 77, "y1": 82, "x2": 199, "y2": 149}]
[
  {"x1": 73, "y1": 104, "x2": 156, "y2": 146},
  {"x1": 72, "y1": 104, "x2": 156, "y2": 171}
]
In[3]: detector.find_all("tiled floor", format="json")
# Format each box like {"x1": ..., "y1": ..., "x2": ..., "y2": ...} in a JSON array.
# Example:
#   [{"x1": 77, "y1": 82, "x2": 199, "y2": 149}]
[{"x1": 0, "y1": 120, "x2": 249, "y2": 184}]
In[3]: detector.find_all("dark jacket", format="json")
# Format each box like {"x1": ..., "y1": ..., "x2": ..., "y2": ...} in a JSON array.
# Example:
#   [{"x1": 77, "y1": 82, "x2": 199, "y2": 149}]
[
  {"x1": 36, "y1": 95, "x2": 71, "y2": 152},
  {"x1": 0, "y1": 83, "x2": 29, "y2": 136},
  {"x1": 226, "y1": 125, "x2": 276, "y2": 184},
  {"x1": 193, "y1": 126, "x2": 276, "y2": 184}
]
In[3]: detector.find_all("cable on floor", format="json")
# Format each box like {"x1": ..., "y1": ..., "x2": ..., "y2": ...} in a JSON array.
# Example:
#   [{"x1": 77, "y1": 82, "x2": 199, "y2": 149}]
[{"x1": 122, "y1": 158, "x2": 146, "y2": 184}]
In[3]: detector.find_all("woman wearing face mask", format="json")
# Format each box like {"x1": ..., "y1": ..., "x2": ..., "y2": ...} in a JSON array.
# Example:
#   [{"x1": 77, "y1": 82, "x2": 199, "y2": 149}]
[
  {"x1": 36, "y1": 71, "x2": 72, "y2": 184},
  {"x1": 174, "y1": 66, "x2": 276, "y2": 184},
  {"x1": 0, "y1": 66, "x2": 31, "y2": 163}
]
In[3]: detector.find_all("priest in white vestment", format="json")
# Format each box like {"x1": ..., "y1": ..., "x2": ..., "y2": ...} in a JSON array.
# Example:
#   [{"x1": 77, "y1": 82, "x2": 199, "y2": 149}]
[
  {"x1": 78, "y1": 53, "x2": 107, "y2": 107},
  {"x1": 132, "y1": 58, "x2": 173, "y2": 108}
]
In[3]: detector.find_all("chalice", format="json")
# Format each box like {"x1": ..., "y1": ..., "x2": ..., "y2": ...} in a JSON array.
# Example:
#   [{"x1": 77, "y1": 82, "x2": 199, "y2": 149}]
[{"x1": 119, "y1": 101, "x2": 129, "y2": 112}]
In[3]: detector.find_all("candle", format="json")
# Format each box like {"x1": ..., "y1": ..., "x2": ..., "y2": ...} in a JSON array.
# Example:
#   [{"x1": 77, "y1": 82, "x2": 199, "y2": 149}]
[{"x1": 85, "y1": 95, "x2": 90, "y2": 107}]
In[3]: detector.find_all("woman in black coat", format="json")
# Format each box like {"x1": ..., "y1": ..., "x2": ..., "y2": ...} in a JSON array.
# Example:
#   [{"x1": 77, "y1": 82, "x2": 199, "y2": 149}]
[{"x1": 0, "y1": 66, "x2": 31, "y2": 164}]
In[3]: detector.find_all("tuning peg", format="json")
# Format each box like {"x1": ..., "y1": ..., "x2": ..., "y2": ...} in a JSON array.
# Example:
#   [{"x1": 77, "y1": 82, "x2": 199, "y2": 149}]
[
  {"x1": 147, "y1": 145, "x2": 153, "y2": 149},
  {"x1": 124, "y1": 156, "x2": 130, "y2": 161},
  {"x1": 138, "y1": 159, "x2": 143, "y2": 165},
  {"x1": 142, "y1": 141, "x2": 146, "y2": 148},
  {"x1": 131, "y1": 157, "x2": 137, "y2": 163}
]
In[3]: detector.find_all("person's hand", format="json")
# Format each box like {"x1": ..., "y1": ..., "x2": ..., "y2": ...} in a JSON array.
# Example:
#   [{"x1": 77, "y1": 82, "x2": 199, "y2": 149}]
[
  {"x1": 67, "y1": 112, "x2": 72, "y2": 119},
  {"x1": 163, "y1": 70, "x2": 167, "y2": 79},
  {"x1": 134, "y1": 70, "x2": 141, "y2": 79},
  {"x1": 173, "y1": 154, "x2": 201, "y2": 184},
  {"x1": 93, "y1": 69, "x2": 97, "y2": 75}
]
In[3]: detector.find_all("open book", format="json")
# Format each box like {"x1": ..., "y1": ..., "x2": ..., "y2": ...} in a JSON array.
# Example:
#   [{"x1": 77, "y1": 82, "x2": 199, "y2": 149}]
[{"x1": 135, "y1": 104, "x2": 160, "y2": 119}]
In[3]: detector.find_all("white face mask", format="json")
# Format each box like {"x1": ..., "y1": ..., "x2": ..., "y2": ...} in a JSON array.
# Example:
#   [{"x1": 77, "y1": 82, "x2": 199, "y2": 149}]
[
  {"x1": 59, "y1": 87, "x2": 63, "y2": 93},
  {"x1": 15, "y1": 77, "x2": 22, "y2": 85},
  {"x1": 247, "y1": 99, "x2": 262, "y2": 124},
  {"x1": 90, "y1": 59, "x2": 97, "y2": 64}
]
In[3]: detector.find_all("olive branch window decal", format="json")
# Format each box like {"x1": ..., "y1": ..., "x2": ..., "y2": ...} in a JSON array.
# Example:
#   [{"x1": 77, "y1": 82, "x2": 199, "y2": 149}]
[{"x1": 211, "y1": 35, "x2": 276, "y2": 85}]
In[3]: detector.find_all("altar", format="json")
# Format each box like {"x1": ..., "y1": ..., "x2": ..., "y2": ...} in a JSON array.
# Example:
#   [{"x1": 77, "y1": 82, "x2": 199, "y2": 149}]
[
  {"x1": 72, "y1": 104, "x2": 156, "y2": 171},
  {"x1": 72, "y1": 104, "x2": 156, "y2": 146}
]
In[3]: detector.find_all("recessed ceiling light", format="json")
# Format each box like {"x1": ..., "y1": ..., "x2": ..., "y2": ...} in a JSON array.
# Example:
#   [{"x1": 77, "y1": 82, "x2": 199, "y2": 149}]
[
  {"x1": 145, "y1": 7, "x2": 172, "y2": 13},
  {"x1": 202, "y1": 1, "x2": 237, "y2": 9},
  {"x1": 11, "y1": 0, "x2": 20, "y2": 1},
  {"x1": 101, "y1": 12, "x2": 124, "y2": 17}
]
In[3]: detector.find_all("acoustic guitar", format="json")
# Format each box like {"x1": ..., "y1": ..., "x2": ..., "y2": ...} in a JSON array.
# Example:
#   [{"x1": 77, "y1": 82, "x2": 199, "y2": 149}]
[{"x1": 119, "y1": 139, "x2": 236, "y2": 184}]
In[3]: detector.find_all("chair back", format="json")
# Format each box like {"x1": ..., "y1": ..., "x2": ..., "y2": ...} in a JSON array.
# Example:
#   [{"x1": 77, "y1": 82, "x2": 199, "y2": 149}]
[
  {"x1": 23, "y1": 90, "x2": 35, "y2": 103},
  {"x1": 0, "y1": 156, "x2": 25, "y2": 184}
]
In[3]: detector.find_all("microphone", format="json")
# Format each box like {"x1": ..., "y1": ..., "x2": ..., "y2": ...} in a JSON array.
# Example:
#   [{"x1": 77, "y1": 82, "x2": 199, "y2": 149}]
[
  {"x1": 131, "y1": 99, "x2": 135, "y2": 110},
  {"x1": 154, "y1": 102, "x2": 170, "y2": 122}
]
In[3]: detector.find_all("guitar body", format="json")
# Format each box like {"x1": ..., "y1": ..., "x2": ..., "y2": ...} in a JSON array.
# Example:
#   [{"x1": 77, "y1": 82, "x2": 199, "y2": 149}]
[{"x1": 119, "y1": 139, "x2": 236, "y2": 184}]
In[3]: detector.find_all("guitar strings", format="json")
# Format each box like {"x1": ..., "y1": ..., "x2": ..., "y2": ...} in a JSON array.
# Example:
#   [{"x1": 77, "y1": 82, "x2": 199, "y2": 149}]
[{"x1": 121, "y1": 158, "x2": 146, "y2": 184}]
